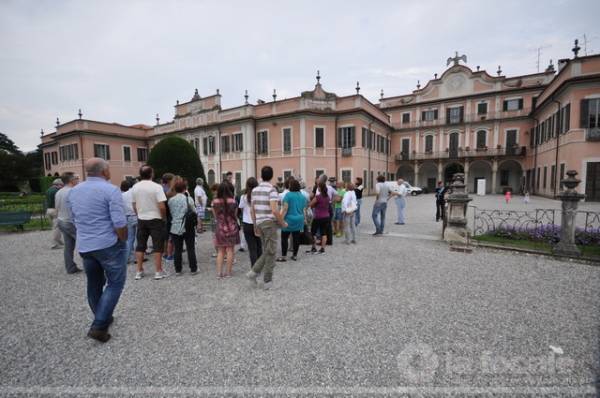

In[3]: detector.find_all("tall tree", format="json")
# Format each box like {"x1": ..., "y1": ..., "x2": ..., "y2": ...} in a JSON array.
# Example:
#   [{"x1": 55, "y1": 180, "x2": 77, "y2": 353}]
[{"x1": 0, "y1": 132, "x2": 22, "y2": 154}]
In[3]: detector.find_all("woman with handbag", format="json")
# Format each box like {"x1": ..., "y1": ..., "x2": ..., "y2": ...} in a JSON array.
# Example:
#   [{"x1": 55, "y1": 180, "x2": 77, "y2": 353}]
[
  {"x1": 308, "y1": 181, "x2": 331, "y2": 254},
  {"x1": 342, "y1": 181, "x2": 358, "y2": 244},
  {"x1": 167, "y1": 180, "x2": 198, "y2": 275},
  {"x1": 211, "y1": 182, "x2": 240, "y2": 278},
  {"x1": 278, "y1": 178, "x2": 307, "y2": 261}
]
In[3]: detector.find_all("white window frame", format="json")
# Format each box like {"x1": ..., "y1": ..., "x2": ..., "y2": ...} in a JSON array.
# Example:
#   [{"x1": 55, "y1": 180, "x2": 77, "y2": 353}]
[
  {"x1": 93, "y1": 142, "x2": 110, "y2": 160},
  {"x1": 477, "y1": 101, "x2": 489, "y2": 115},
  {"x1": 282, "y1": 168, "x2": 294, "y2": 181},
  {"x1": 338, "y1": 124, "x2": 355, "y2": 148},
  {"x1": 314, "y1": 125, "x2": 326, "y2": 149},
  {"x1": 423, "y1": 133, "x2": 435, "y2": 152},
  {"x1": 122, "y1": 145, "x2": 132, "y2": 162},
  {"x1": 401, "y1": 112, "x2": 411, "y2": 124},
  {"x1": 475, "y1": 129, "x2": 488, "y2": 148},
  {"x1": 315, "y1": 168, "x2": 326, "y2": 178},
  {"x1": 340, "y1": 168, "x2": 353, "y2": 183},
  {"x1": 232, "y1": 132, "x2": 243, "y2": 152},
  {"x1": 257, "y1": 130, "x2": 269, "y2": 155},
  {"x1": 282, "y1": 126, "x2": 293, "y2": 155},
  {"x1": 504, "y1": 128, "x2": 520, "y2": 147},
  {"x1": 504, "y1": 97, "x2": 522, "y2": 111},
  {"x1": 137, "y1": 146, "x2": 148, "y2": 162}
]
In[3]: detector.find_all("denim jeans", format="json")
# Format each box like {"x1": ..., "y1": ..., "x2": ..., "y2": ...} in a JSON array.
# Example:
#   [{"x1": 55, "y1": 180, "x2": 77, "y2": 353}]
[
  {"x1": 344, "y1": 213, "x2": 356, "y2": 242},
  {"x1": 355, "y1": 198, "x2": 362, "y2": 226},
  {"x1": 80, "y1": 240, "x2": 127, "y2": 331},
  {"x1": 372, "y1": 202, "x2": 387, "y2": 234},
  {"x1": 395, "y1": 196, "x2": 406, "y2": 224},
  {"x1": 126, "y1": 215, "x2": 137, "y2": 262}
]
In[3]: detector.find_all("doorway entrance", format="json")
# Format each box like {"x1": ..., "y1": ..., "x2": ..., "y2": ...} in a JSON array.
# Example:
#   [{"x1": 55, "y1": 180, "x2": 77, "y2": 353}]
[{"x1": 586, "y1": 162, "x2": 600, "y2": 201}]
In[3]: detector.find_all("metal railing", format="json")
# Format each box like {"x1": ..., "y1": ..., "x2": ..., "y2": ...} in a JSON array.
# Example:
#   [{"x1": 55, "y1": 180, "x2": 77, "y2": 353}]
[
  {"x1": 395, "y1": 146, "x2": 526, "y2": 161},
  {"x1": 392, "y1": 109, "x2": 532, "y2": 130}
]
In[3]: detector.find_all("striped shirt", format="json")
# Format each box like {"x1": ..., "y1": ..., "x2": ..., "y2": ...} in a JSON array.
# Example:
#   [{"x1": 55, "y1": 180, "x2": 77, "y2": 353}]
[{"x1": 251, "y1": 181, "x2": 279, "y2": 225}]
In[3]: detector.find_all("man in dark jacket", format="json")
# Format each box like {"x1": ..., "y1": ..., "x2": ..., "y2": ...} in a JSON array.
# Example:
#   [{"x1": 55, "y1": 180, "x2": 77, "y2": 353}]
[{"x1": 435, "y1": 181, "x2": 447, "y2": 222}]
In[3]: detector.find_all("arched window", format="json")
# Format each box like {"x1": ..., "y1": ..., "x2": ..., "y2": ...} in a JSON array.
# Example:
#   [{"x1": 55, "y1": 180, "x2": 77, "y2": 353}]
[
  {"x1": 207, "y1": 169, "x2": 215, "y2": 186},
  {"x1": 476, "y1": 130, "x2": 487, "y2": 149},
  {"x1": 425, "y1": 135, "x2": 433, "y2": 152}
]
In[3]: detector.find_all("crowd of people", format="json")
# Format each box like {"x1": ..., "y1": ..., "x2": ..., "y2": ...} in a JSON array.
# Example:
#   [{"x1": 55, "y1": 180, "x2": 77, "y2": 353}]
[{"x1": 46, "y1": 156, "x2": 436, "y2": 342}]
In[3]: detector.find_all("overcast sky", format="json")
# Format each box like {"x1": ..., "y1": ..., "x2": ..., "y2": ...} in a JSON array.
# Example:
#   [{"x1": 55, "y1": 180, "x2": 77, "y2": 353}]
[{"x1": 1, "y1": 0, "x2": 599, "y2": 151}]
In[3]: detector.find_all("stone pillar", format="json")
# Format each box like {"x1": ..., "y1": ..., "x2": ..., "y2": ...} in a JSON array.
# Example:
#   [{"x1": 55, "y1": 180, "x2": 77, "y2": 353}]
[
  {"x1": 491, "y1": 159, "x2": 498, "y2": 194},
  {"x1": 414, "y1": 162, "x2": 420, "y2": 187},
  {"x1": 443, "y1": 173, "x2": 472, "y2": 246},
  {"x1": 553, "y1": 170, "x2": 585, "y2": 257}
]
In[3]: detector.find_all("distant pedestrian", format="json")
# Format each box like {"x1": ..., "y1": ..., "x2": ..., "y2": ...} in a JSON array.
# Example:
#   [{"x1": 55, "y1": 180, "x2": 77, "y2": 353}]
[
  {"x1": 239, "y1": 177, "x2": 262, "y2": 266},
  {"x1": 372, "y1": 175, "x2": 390, "y2": 236},
  {"x1": 524, "y1": 191, "x2": 530, "y2": 204},
  {"x1": 194, "y1": 178, "x2": 207, "y2": 233},
  {"x1": 246, "y1": 166, "x2": 288, "y2": 290},
  {"x1": 131, "y1": 166, "x2": 168, "y2": 280},
  {"x1": 354, "y1": 177, "x2": 364, "y2": 227},
  {"x1": 279, "y1": 178, "x2": 307, "y2": 261},
  {"x1": 392, "y1": 178, "x2": 408, "y2": 225},
  {"x1": 505, "y1": 190, "x2": 512, "y2": 204},
  {"x1": 45, "y1": 178, "x2": 64, "y2": 249},
  {"x1": 435, "y1": 181, "x2": 447, "y2": 222},
  {"x1": 212, "y1": 182, "x2": 240, "y2": 278},
  {"x1": 333, "y1": 180, "x2": 346, "y2": 237},
  {"x1": 162, "y1": 173, "x2": 176, "y2": 262},
  {"x1": 55, "y1": 172, "x2": 81, "y2": 274},
  {"x1": 168, "y1": 180, "x2": 198, "y2": 275},
  {"x1": 308, "y1": 180, "x2": 331, "y2": 254},
  {"x1": 342, "y1": 181, "x2": 358, "y2": 244},
  {"x1": 120, "y1": 180, "x2": 137, "y2": 264},
  {"x1": 66, "y1": 158, "x2": 128, "y2": 343}
]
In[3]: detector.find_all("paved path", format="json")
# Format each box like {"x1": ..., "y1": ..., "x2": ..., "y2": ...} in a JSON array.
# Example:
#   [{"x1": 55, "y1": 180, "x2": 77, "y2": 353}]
[{"x1": 0, "y1": 195, "x2": 599, "y2": 396}]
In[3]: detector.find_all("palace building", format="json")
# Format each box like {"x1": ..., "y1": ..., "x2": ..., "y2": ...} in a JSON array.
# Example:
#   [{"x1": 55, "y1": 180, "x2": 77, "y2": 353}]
[{"x1": 40, "y1": 41, "x2": 600, "y2": 201}]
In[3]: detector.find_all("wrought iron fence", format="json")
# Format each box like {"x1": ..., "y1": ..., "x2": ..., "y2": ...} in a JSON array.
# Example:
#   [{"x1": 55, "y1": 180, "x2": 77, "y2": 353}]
[{"x1": 471, "y1": 206, "x2": 600, "y2": 246}]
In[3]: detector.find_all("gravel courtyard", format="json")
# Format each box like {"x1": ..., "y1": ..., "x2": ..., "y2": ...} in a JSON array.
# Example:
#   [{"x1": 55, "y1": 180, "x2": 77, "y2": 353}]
[{"x1": 1, "y1": 194, "x2": 599, "y2": 396}]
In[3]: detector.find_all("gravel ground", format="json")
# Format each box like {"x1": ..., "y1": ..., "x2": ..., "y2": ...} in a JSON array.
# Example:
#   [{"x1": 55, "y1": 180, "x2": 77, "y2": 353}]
[{"x1": 0, "y1": 195, "x2": 599, "y2": 396}]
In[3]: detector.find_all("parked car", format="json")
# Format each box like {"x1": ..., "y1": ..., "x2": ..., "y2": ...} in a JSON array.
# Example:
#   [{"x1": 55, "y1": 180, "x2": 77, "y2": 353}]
[{"x1": 385, "y1": 181, "x2": 424, "y2": 196}]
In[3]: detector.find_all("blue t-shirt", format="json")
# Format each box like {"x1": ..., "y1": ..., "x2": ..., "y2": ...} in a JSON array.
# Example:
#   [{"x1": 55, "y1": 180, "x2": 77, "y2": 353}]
[{"x1": 282, "y1": 191, "x2": 307, "y2": 232}]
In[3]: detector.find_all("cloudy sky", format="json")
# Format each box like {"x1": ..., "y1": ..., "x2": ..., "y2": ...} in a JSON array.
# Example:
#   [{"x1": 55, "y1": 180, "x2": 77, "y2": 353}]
[{"x1": 1, "y1": 0, "x2": 599, "y2": 151}]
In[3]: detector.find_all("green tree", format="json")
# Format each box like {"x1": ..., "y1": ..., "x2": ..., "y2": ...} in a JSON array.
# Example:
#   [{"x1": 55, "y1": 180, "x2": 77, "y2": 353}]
[
  {"x1": 0, "y1": 132, "x2": 21, "y2": 154},
  {"x1": 147, "y1": 136, "x2": 208, "y2": 194}
]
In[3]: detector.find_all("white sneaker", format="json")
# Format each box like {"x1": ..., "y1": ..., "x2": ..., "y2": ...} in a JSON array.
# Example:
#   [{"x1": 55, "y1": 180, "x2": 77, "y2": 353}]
[
  {"x1": 246, "y1": 270, "x2": 258, "y2": 285},
  {"x1": 154, "y1": 270, "x2": 169, "y2": 280},
  {"x1": 263, "y1": 281, "x2": 273, "y2": 290},
  {"x1": 135, "y1": 271, "x2": 144, "y2": 280}
]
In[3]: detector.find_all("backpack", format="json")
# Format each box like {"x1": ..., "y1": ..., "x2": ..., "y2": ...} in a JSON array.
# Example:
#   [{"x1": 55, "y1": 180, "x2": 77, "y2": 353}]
[{"x1": 182, "y1": 194, "x2": 197, "y2": 233}]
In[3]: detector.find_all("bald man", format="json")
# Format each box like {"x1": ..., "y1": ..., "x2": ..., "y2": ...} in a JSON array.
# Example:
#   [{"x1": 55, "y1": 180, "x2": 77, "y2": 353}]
[{"x1": 66, "y1": 157, "x2": 128, "y2": 343}]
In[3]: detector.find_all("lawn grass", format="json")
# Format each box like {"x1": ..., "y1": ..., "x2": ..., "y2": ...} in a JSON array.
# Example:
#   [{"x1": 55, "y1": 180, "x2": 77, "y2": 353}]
[
  {"x1": 0, "y1": 217, "x2": 50, "y2": 232},
  {"x1": 473, "y1": 234, "x2": 600, "y2": 259}
]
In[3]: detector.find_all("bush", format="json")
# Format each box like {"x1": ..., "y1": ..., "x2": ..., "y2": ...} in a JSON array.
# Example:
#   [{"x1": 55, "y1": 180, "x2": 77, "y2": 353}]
[
  {"x1": 147, "y1": 136, "x2": 209, "y2": 197},
  {"x1": 487, "y1": 224, "x2": 600, "y2": 246}
]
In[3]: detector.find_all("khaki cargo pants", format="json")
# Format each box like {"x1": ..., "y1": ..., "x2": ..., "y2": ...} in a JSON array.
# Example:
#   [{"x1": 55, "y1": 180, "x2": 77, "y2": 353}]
[{"x1": 251, "y1": 220, "x2": 279, "y2": 283}]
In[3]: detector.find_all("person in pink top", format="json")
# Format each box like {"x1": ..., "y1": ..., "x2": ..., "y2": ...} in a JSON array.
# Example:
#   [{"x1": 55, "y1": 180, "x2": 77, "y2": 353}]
[
  {"x1": 505, "y1": 190, "x2": 512, "y2": 204},
  {"x1": 308, "y1": 180, "x2": 331, "y2": 254}
]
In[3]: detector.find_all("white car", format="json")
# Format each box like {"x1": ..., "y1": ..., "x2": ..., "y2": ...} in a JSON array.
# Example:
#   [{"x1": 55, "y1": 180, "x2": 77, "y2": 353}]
[{"x1": 385, "y1": 181, "x2": 424, "y2": 196}]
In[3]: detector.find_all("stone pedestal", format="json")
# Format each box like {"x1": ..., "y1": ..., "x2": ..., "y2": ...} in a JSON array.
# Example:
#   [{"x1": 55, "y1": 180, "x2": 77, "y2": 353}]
[
  {"x1": 444, "y1": 173, "x2": 472, "y2": 246},
  {"x1": 553, "y1": 170, "x2": 585, "y2": 257}
]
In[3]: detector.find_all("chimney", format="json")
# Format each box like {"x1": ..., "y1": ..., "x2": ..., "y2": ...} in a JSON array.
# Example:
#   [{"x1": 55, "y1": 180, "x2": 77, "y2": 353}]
[{"x1": 557, "y1": 58, "x2": 569, "y2": 73}]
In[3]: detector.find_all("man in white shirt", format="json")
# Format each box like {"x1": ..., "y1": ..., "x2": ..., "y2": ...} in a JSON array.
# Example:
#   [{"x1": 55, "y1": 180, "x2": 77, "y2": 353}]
[
  {"x1": 194, "y1": 178, "x2": 207, "y2": 233},
  {"x1": 131, "y1": 165, "x2": 168, "y2": 280},
  {"x1": 55, "y1": 172, "x2": 81, "y2": 274},
  {"x1": 372, "y1": 175, "x2": 390, "y2": 235},
  {"x1": 392, "y1": 178, "x2": 408, "y2": 225},
  {"x1": 121, "y1": 180, "x2": 137, "y2": 264}
]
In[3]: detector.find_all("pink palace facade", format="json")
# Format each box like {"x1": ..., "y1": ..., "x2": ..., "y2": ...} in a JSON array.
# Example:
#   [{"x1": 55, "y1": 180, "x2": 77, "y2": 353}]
[{"x1": 41, "y1": 44, "x2": 600, "y2": 201}]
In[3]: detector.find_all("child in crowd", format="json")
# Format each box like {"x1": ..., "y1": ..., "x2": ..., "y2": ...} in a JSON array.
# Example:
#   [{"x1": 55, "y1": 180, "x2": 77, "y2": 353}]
[
  {"x1": 505, "y1": 189, "x2": 512, "y2": 204},
  {"x1": 342, "y1": 182, "x2": 358, "y2": 244}
]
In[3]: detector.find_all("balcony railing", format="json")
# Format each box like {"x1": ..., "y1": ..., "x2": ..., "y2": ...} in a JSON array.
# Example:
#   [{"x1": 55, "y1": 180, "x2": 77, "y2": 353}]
[
  {"x1": 395, "y1": 146, "x2": 526, "y2": 161},
  {"x1": 586, "y1": 128, "x2": 600, "y2": 141},
  {"x1": 341, "y1": 147, "x2": 353, "y2": 157},
  {"x1": 392, "y1": 109, "x2": 532, "y2": 130}
]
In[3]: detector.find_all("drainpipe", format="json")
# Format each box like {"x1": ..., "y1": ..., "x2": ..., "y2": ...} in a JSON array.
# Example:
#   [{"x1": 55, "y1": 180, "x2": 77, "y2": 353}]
[
  {"x1": 253, "y1": 118, "x2": 257, "y2": 178},
  {"x1": 552, "y1": 99, "x2": 561, "y2": 198},
  {"x1": 334, "y1": 115, "x2": 339, "y2": 180},
  {"x1": 367, "y1": 119, "x2": 373, "y2": 195},
  {"x1": 217, "y1": 127, "x2": 222, "y2": 180},
  {"x1": 532, "y1": 118, "x2": 539, "y2": 195},
  {"x1": 79, "y1": 134, "x2": 85, "y2": 181}
]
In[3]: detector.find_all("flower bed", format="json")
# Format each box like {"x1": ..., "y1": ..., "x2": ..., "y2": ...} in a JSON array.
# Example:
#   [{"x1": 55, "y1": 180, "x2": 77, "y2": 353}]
[{"x1": 485, "y1": 224, "x2": 600, "y2": 246}]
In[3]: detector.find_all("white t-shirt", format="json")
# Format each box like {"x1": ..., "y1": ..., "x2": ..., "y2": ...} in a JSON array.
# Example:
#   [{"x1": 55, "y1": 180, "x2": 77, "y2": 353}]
[
  {"x1": 394, "y1": 183, "x2": 408, "y2": 197},
  {"x1": 121, "y1": 190, "x2": 136, "y2": 217},
  {"x1": 131, "y1": 180, "x2": 167, "y2": 220},
  {"x1": 194, "y1": 185, "x2": 207, "y2": 207},
  {"x1": 238, "y1": 194, "x2": 253, "y2": 224},
  {"x1": 281, "y1": 189, "x2": 309, "y2": 202}
]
